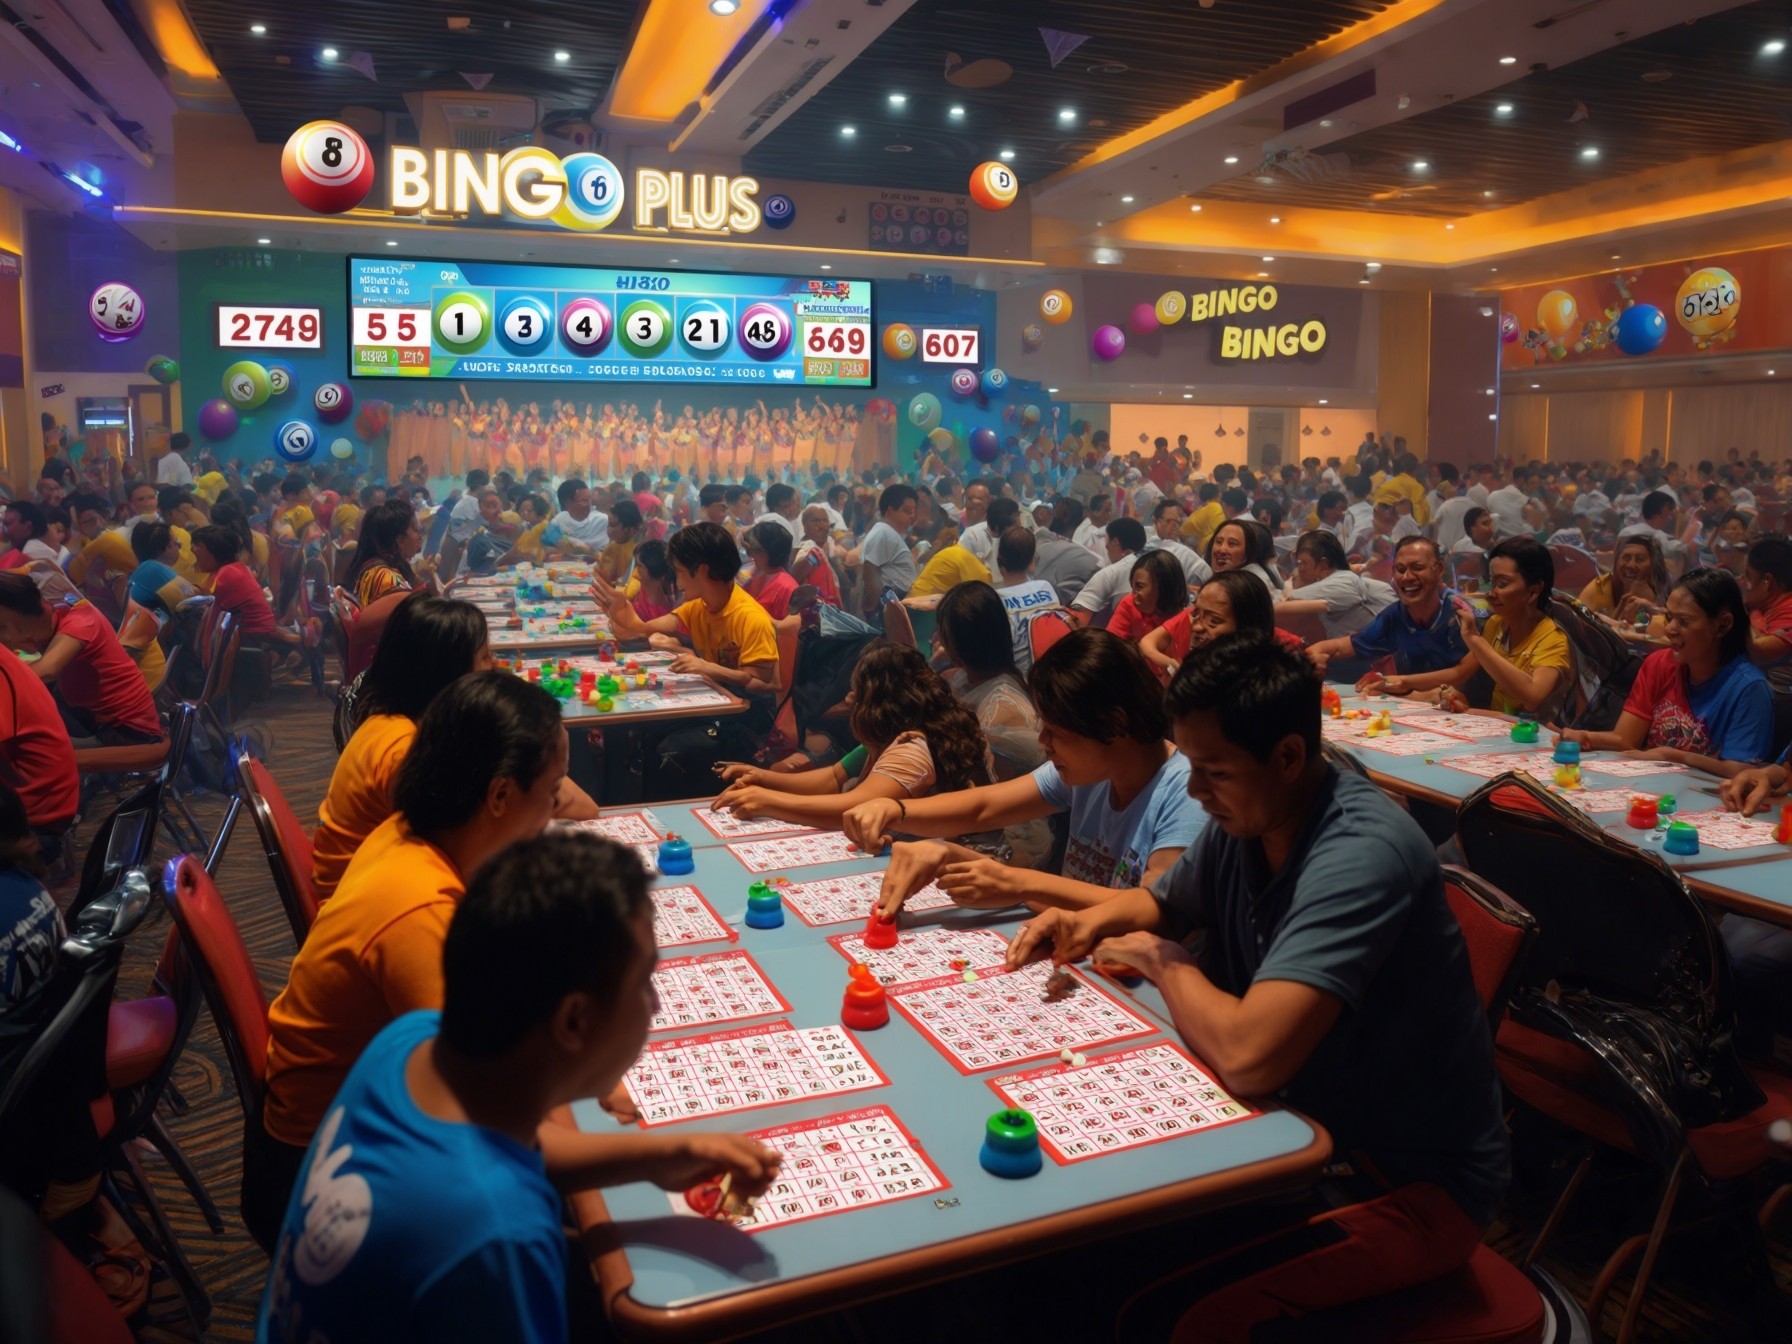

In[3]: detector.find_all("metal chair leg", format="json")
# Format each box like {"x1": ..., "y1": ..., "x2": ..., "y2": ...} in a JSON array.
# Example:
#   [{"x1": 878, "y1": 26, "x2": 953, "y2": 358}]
[
  {"x1": 1524, "y1": 1151, "x2": 1594, "y2": 1270},
  {"x1": 105, "y1": 1161, "x2": 211, "y2": 1335},
  {"x1": 145, "y1": 1112, "x2": 225, "y2": 1234},
  {"x1": 1614, "y1": 1150, "x2": 1690, "y2": 1344}
]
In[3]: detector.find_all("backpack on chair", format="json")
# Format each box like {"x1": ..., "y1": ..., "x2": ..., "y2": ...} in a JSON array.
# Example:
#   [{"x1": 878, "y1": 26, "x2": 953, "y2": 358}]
[{"x1": 1547, "y1": 592, "x2": 1641, "y2": 732}]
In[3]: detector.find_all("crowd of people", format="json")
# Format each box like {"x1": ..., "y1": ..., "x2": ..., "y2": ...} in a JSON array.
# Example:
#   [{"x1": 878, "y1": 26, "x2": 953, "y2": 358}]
[{"x1": 4, "y1": 418, "x2": 1792, "y2": 1342}]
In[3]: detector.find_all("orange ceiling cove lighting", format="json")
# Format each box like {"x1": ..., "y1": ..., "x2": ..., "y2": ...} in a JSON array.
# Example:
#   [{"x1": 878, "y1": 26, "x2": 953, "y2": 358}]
[
  {"x1": 609, "y1": 0, "x2": 763, "y2": 125},
  {"x1": 138, "y1": 0, "x2": 220, "y2": 81}
]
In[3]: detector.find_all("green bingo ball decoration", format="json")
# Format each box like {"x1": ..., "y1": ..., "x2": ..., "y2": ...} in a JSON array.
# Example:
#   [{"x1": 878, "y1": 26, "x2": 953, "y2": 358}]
[
  {"x1": 221, "y1": 360, "x2": 272, "y2": 411},
  {"x1": 145, "y1": 355, "x2": 179, "y2": 385},
  {"x1": 330, "y1": 437, "x2": 355, "y2": 461},
  {"x1": 432, "y1": 291, "x2": 492, "y2": 355},
  {"x1": 618, "y1": 300, "x2": 674, "y2": 359}
]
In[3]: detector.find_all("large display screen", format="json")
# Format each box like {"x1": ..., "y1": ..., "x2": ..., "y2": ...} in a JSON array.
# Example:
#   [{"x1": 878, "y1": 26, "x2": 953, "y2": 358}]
[{"x1": 348, "y1": 257, "x2": 873, "y2": 386}]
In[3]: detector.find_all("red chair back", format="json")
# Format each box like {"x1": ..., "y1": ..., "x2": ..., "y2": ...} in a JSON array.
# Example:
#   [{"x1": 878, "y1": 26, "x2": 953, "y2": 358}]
[
  {"x1": 159, "y1": 856, "x2": 269, "y2": 1117},
  {"x1": 1441, "y1": 866, "x2": 1536, "y2": 1031},
  {"x1": 1028, "y1": 608, "x2": 1073, "y2": 662},
  {"x1": 1274, "y1": 607, "x2": 1327, "y2": 646},
  {"x1": 1547, "y1": 545, "x2": 1600, "y2": 593},
  {"x1": 346, "y1": 589, "x2": 413, "y2": 680},
  {"x1": 240, "y1": 756, "x2": 319, "y2": 943}
]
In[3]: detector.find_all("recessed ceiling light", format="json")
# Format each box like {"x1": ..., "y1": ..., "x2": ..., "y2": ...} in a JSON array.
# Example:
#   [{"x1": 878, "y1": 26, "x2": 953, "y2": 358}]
[
  {"x1": 1366, "y1": 262, "x2": 1381, "y2": 271},
  {"x1": 1183, "y1": 393, "x2": 1193, "y2": 398},
  {"x1": 949, "y1": 105, "x2": 965, "y2": 118},
  {"x1": 1047, "y1": 387, "x2": 1059, "y2": 393},
  {"x1": 554, "y1": 50, "x2": 571, "y2": 62},
  {"x1": 1269, "y1": 216, "x2": 1280, "y2": 224},
  {"x1": 321, "y1": 46, "x2": 338, "y2": 60},
  {"x1": 889, "y1": 93, "x2": 907, "y2": 106},
  {"x1": 841, "y1": 125, "x2": 856, "y2": 136},
  {"x1": 1058, "y1": 108, "x2": 1076, "y2": 122},
  {"x1": 1445, "y1": 223, "x2": 1455, "y2": 230},
  {"x1": 668, "y1": 259, "x2": 679, "y2": 264},
  {"x1": 1764, "y1": 39, "x2": 1786, "y2": 56},
  {"x1": 1531, "y1": 383, "x2": 1540, "y2": 389},
  {"x1": 1261, "y1": 256, "x2": 1274, "y2": 262},
  {"x1": 820, "y1": 264, "x2": 832, "y2": 270},
  {"x1": 1499, "y1": 56, "x2": 1517, "y2": 65},
  {"x1": 1485, "y1": 388, "x2": 1495, "y2": 395},
  {"x1": 1580, "y1": 146, "x2": 1600, "y2": 160},
  {"x1": 1223, "y1": 155, "x2": 1239, "y2": 165},
  {"x1": 256, "y1": 237, "x2": 271, "y2": 244},
  {"x1": 1257, "y1": 271, "x2": 1270, "y2": 277},
  {"x1": 999, "y1": 148, "x2": 1014, "y2": 161},
  {"x1": 1770, "y1": 369, "x2": 1778, "y2": 376},
  {"x1": 385, "y1": 239, "x2": 398, "y2": 246},
  {"x1": 1495, "y1": 103, "x2": 1514, "y2": 115},
  {"x1": 1490, "y1": 267, "x2": 1499, "y2": 273},
  {"x1": 250, "y1": 24, "x2": 267, "y2": 35},
  {"x1": 1610, "y1": 253, "x2": 1620, "y2": 260},
  {"x1": 1359, "y1": 278, "x2": 1371, "y2": 284},
  {"x1": 1189, "y1": 203, "x2": 1202, "y2": 212},
  {"x1": 1483, "y1": 189, "x2": 1495, "y2": 198},
  {"x1": 1319, "y1": 119, "x2": 1333, "y2": 128},
  {"x1": 1411, "y1": 160, "x2": 1429, "y2": 171},
  {"x1": 709, "y1": 0, "x2": 739, "y2": 13},
  {"x1": 1120, "y1": 195, "x2": 1134, "y2": 203},
  {"x1": 1318, "y1": 399, "x2": 1329, "y2": 405}
]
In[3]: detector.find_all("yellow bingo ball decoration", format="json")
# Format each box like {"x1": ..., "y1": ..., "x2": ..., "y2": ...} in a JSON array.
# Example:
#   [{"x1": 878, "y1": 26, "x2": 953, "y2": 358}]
[
  {"x1": 1040, "y1": 289, "x2": 1073, "y2": 325},
  {"x1": 1536, "y1": 289, "x2": 1579, "y2": 343},
  {"x1": 1674, "y1": 267, "x2": 1741, "y2": 341},
  {"x1": 882, "y1": 323, "x2": 918, "y2": 359},
  {"x1": 968, "y1": 161, "x2": 1019, "y2": 211},
  {"x1": 1154, "y1": 290, "x2": 1188, "y2": 326}
]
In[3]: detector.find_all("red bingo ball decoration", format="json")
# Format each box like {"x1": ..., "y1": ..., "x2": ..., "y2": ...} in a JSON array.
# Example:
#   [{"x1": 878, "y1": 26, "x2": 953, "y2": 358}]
[
  {"x1": 968, "y1": 161, "x2": 1019, "y2": 211},
  {"x1": 949, "y1": 368, "x2": 978, "y2": 397},
  {"x1": 281, "y1": 120, "x2": 375, "y2": 214}
]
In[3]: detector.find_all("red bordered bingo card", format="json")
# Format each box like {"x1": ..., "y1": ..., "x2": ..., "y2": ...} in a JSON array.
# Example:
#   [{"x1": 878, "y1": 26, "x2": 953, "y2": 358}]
[
  {"x1": 1342, "y1": 730, "x2": 1470, "y2": 757},
  {"x1": 561, "y1": 810, "x2": 666, "y2": 846},
  {"x1": 651, "y1": 886, "x2": 735, "y2": 948},
  {"x1": 670, "y1": 1107, "x2": 948, "y2": 1232},
  {"x1": 726, "y1": 831, "x2": 868, "y2": 873},
  {"x1": 1438, "y1": 751, "x2": 1560, "y2": 782},
  {"x1": 781, "y1": 873, "x2": 954, "y2": 926},
  {"x1": 623, "y1": 1020, "x2": 886, "y2": 1127},
  {"x1": 826, "y1": 925, "x2": 1013, "y2": 987},
  {"x1": 1542, "y1": 788, "x2": 1641, "y2": 816},
  {"x1": 988, "y1": 1043, "x2": 1257, "y2": 1164},
  {"x1": 1387, "y1": 711, "x2": 1521, "y2": 741},
  {"x1": 1578, "y1": 757, "x2": 1690, "y2": 779},
  {"x1": 650, "y1": 950, "x2": 788, "y2": 1033},
  {"x1": 890, "y1": 960, "x2": 1158, "y2": 1075},
  {"x1": 690, "y1": 806, "x2": 817, "y2": 841},
  {"x1": 1644, "y1": 809, "x2": 1784, "y2": 851}
]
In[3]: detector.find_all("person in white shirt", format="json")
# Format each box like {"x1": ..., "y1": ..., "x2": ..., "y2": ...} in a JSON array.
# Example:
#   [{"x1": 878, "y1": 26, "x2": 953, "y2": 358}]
[
  {"x1": 445, "y1": 469, "x2": 492, "y2": 545},
  {"x1": 753, "y1": 482, "x2": 803, "y2": 542},
  {"x1": 1069, "y1": 517, "x2": 1149, "y2": 621},
  {"x1": 855, "y1": 483, "x2": 919, "y2": 610},
  {"x1": 1277, "y1": 531, "x2": 1396, "y2": 639},
  {"x1": 1432, "y1": 490, "x2": 1478, "y2": 553},
  {"x1": 953, "y1": 481, "x2": 995, "y2": 570},
  {"x1": 1343, "y1": 475, "x2": 1375, "y2": 551},
  {"x1": 1072, "y1": 492, "x2": 1113, "y2": 557},
  {"x1": 547, "y1": 477, "x2": 610, "y2": 554},
  {"x1": 1144, "y1": 498, "x2": 1212, "y2": 589},
  {"x1": 993, "y1": 526, "x2": 1063, "y2": 674},
  {"x1": 155, "y1": 433, "x2": 194, "y2": 487},
  {"x1": 1616, "y1": 489, "x2": 1690, "y2": 573},
  {"x1": 1486, "y1": 468, "x2": 1539, "y2": 538},
  {"x1": 1450, "y1": 507, "x2": 1496, "y2": 555},
  {"x1": 1465, "y1": 464, "x2": 1498, "y2": 508}
]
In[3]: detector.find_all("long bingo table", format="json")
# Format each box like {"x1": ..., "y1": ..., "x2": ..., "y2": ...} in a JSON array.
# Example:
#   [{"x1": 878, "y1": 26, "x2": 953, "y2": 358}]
[
  {"x1": 1324, "y1": 695, "x2": 1792, "y2": 926},
  {"x1": 557, "y1": 802, "x2": 1330, "y2": 1341}
]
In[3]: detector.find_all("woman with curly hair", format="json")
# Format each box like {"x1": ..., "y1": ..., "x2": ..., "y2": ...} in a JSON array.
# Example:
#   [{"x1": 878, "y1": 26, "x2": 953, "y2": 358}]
[{"x1": 712, "y1": 642, "x2": 989, "y2": 828}]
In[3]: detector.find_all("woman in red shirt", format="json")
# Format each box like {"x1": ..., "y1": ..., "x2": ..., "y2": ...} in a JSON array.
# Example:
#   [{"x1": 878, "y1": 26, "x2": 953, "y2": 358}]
[
  {"x1": 0, "y1": 573, "x2": 161, "y2": 747},
  {"x1": 1141, "y1": 570, "x2": 1305, "y2": 682},
  {"x1": 1105, "y1": 549, "x2": 1187, "y2": 645},
  {"x1": 743, "y1": 521, "x2": 799, "y2": 621},
  {"x1": 191, "y1": 524, "x2": 317, "y2": 651}
]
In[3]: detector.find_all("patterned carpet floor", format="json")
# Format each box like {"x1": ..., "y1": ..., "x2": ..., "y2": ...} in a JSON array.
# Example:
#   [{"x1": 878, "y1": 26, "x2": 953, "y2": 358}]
[{"x1": 54, "y1": 678, "x2": 1792, "y2": 1342}]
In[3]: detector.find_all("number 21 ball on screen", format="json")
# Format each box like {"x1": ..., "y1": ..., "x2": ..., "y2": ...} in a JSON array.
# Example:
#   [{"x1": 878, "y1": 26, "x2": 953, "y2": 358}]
[
  {"x1": 738, "y1": 303, "x2": 793, "y2": 360},
  {"x1": 497, "y1": 296, "x2": 554, "y2": 356},
  {"x1": 281, "y1": 120, "x2": 374, "y2": 214},
  {"x1": 969, "y1": 161, "x2": 1018, "y2": 211},
  {"x1": 560, "y1": 298, "x2": 613, "y2": 356},
  {"x1": 679, "y1": 300, "x2": 731, "y2": 356},
  {"x1": 618, "y1": 300, "x2": 673, "y2": 358}
]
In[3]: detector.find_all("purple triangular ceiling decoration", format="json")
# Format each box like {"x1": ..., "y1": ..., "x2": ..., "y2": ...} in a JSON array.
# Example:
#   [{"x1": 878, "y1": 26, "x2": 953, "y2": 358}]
[
  {"x1": 460, "y1": 71, "x2": 494, "y2": 90},
  {"x1": 1039, "y1": 28, "x2": 1090, "y2": 70},
  {"x1": 345, "y1": 50, "x2": 377, "y2": 82}
]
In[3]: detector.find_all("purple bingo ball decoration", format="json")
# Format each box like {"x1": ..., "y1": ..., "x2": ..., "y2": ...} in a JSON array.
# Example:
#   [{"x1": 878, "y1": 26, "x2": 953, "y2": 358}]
[
  {"x1": 737, "y1": 302, "x2": 793, "y2": 360},
  {"x1": 949, "y1": 368, "x2": 978, "y2": 397},
  {"x1": 89, "y1": 282, "x2": 145, "y2": 343},
  {"x1": 1091, "y1": 324, "x2": 1127, "y2": 361},
  {"x1": 1613, "y1": 303, "x2": 1668, "y2": 357},
  {"x1": 1129, "y1": 303, "x2": 1160, "y2": 336},
  {"x1": 969, "y1": 426, "x2": 1001, "y2": 463},
  {"x1": 314, "y1": 382, "x2": 354, "y2": 424},
  {"x1": 1499, "y1": 311, "x2": 1519, "y2": 344},
  {"x1": 197, "y1": 398, "x2": 239, "y2": 440}
]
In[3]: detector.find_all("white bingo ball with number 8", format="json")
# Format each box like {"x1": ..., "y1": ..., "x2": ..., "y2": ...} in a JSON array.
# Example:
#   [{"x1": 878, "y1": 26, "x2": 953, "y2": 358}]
[
  {"x1": 89, "y1": 282, "x2": 145, "y2": 342},
  {"x1": 274, "y1": 419, "x2": 318, "y2": 464},
  {"x1": 433, "y1": 292, "x2": 490, "y2": 354},
  {"x1": 618, "y1": 300, "x2": 673, "y2": 358},
  {"x1": 559, "y1": 298, "x2": 612, "y2": 356},
  {"x1": 738, "y1": 303, "x2": 793, "y2": 360},
  {"x1": 679, "y1": 300, "x2": 732, "y2": 356},
  {"x1": 280, "y1": 120, "x2": 374, "y2": 214},
  {"x1": 497, "y1": 296, "x2": 554, "y2": 355}
]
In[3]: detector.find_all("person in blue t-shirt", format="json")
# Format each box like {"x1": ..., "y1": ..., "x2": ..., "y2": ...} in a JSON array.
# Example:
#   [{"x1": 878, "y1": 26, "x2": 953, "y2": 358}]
[
  {"x1": 1307, "y1": 537, "x2": 1474, "y2": 695},
  {"x1": 258, "y1": 833, "x2": 781, "y2": 1344},
  {"x1": 1009, "y1": 635, "x2": 1508, "y2": 1341},
  {"x1": 126, "y1": 521, "x2": 194, "y2": 617},
  {"x1": 844, "y1": 628, "x2": 1204, "y2": 914}
]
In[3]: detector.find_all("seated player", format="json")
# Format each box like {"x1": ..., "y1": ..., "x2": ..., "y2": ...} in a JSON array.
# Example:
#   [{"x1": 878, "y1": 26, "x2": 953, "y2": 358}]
[
  {"x1": 1743, "y1": 536, "x2": 1792, "y2": 693},
  {"x1": 713, "y1": 643, "x2": 989, "y2": 828},
  {"x1": 0, "y1": 645, "x2": 78, "y2": 858},
  {"x1": 0, "y1": 573, "x2": 161, "y2": 749},
  {"x1": 1450, "y1": 506, "x2": 1495, "y2": 557},
  {"x1": 1274, "y1": 531, "x2": 1393, "y2": 640},
  {"x1": 258, "y1": 833, "x2": 781, "y2": 1344},
  {"x1": 842, "y1": 629, "x2": 1204, "y2": 916},
  {"x1": 190, "y1": 524, "x2": 316, "y2": 651},
  {"x1": 1306, "y1": 537, "x2": 1472, "y2": 694},
  {"x1": 1105, "y1": 549, "x2": 1187, "y2": 645},
  {"x1": 742, "y1": 521, "x2": 799, "y2": 620},
  {"x1": 547, "y1": 478, "x2": 610, "y2": 557},
  {"x1": 992, "y1": 526, "x2": 1064, "y2": 675},
  {"x1": 624, "y1": 539, "x2": 678, "y2": 622},
  {"x1": 1438, "y1": 537, "x2": 1573, "y2": 719},
  {"x1": 126, "y1": 522, "x2": 196, "y2": 617},
  {"x1": 591, "y1": 522, "x2": 779, "y2": 700},
  {"x1": 1141, "y1": 570, "x2": 1302, "y2": 681},
  {"x1": 597, "y1": 498, "x2": 642, "y2": 585},
  {"x1": 906, "y1": 537, "x2": 991, "y2": 600},
  {"x1": 1203, "y1": 519, "x2": 1283, "y2": 597},
  {"x1": 854, "y1": 484, "x2": 920, "y2": 612},
  {"x1": 793, "y1": 506, "x2": 844, "y2": 609},
  {"x1": 1580, "y1": 534, "x2": 1669, "y2": 633},
  {"x1": 1559, "y1": 567, "x2": 1772, "y2": 772},
  {"x1": 1067, "y1": 518, "x2": 1149, "y2": 626},
  {"x1": 1009, "y1": 636, "x2": 1507, "y2": 1342},
  {"x1": 345, "y1": 499, "x2": 430, "y2": 608}
]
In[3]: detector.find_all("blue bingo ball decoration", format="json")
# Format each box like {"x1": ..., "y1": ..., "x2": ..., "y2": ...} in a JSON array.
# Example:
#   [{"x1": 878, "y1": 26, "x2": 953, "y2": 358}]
[
  {"x1": 969, "y1": 426, "x2": 1000, "y2": 463},
  {"x1": 314, "y1": 382, "x2": 354, "y2": 423},
  {"x1": 497, "y1": 296, "x2": 555, "y2": 355},
  {"x1": 763, "y1": 194, "x2": 795, "y2": 230},
  {"x1": 949, "y1": 368, "x2": 978, "y2": 397},
  {"x1": 274, "y1": 419, "x2": 319, "y2": 463},
  {"x1": 980, "y1": 367, "x2": 1008, "y2": 396},
  {"x1": 550, "y1": 152, "x2": 625, "y2": 231},
  {"x1": 678, "y1": 300, "x2": 732, "y2": 356},
  {"x1": 737, "y1": 302, "x2": 793, "y2": 360},
  {"x1": 908, "y1": 392, "x2": 942, "y2": 431},
  {"x1": 265, "y1": 362, "x2": 296, "y2": 398},
  {"x1": 1613, "y1": 303, "x2": 1668, "y2": 357}
]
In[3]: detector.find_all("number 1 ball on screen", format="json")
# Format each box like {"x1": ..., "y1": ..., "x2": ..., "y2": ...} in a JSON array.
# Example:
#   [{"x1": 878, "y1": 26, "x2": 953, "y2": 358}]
[
  {"x1": 497, "y1": 296, "x2": 554, "y2": 356},
  {"x1": 281, "y1": 120, "x2": 374, "y2": 214},
  {"x1": 969, "y1": 161, "x2": 1018, "y2": 211},
  {"x1": 738, "y1": 303, "x2": 793, "y2": 360},
  {"x1": 314, "y1": 382, "x2": 354, "y2": 424},
  {"x1": 560, "y1": 298, "x2": 613, "y2": 356},
  {"x1": 433, "y1": 292, "x2": 491, "y2": 355},
  {"x1": 619, "y1": 300, "x2": 674, "y2": 359}
]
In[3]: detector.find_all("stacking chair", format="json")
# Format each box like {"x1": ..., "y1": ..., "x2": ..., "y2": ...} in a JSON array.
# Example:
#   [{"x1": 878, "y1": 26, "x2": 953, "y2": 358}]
[
  {"x1": 239, "y1": 753, "x2": 319, "y2": 944},
  {"x1": 1028, "y1": 608, "x2": 1074, "y2": 664},
  {"x1": 1455, "y1": 771, "x2": 1792, "y2": 1342},
  {"x1": 345, "y1": 589, "x2": 410, "y2": 681},
  {"x1": 1547, "y1": 545, "x2": 1601, "y2": 594}
]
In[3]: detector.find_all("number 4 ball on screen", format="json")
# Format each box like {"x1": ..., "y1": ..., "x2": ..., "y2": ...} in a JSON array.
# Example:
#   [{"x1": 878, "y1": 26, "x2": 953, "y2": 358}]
[{"x1": 560, "y1": 298, "x2": 612, "y2": 356}]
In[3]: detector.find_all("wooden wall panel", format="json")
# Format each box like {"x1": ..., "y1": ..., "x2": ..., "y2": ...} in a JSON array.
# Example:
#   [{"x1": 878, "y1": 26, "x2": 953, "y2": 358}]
[
  {"x1": 1665, "y1": 385, "x2": 1792, "y2": 462},
  {"x1": 1376, "y1": 291, "x2": 1430, "y2": 459},
  {"x1": 1497, "y1": 396, "x2": 1549, "y2": 462}
]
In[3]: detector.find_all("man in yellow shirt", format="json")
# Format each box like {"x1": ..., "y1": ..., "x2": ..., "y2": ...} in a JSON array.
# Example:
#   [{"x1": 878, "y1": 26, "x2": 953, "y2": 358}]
[
  {"x1": 1383, "y1": 453, "x2": 1431, "y2": 526},
  {"x1": 907, "y1": 541, "x2": 992, "y2": 598},
  {"x1": 1181, "y1": 483, "x2": 1226, "y2": 552},
  {"x1": 593, "y1": 520, "x2": 780, "y2": 699}
]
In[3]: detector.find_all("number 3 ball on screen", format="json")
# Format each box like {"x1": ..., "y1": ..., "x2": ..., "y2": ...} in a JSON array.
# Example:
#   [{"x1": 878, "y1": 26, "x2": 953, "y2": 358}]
[
  {"x1": 432, "y1": 292, "x2": 491, "y2": 354},
  {"x1": 497, "y1": 296, "x2": 554, "y2": 356},
  {"x1": 678, "y1": 300, "x2": 731, "y2": 356},
  {"x1": 281, "y1": 120, "x2": 374, "y2": 214},
  {"x1": 274, "y1": 419, "x2": 319, "y2": 464},
  {"x1": 314, "y1": 382, "x2": 354, "y2": 424},
  {"x1": 560, "y1": 298, "x2": 613, "y2": 356},
  {"x1": 969, "y1": 161, "x2": 1018, "y2": 211},
  {"x1": 618, "y1": 300, "x2": 673, "y2": 358},
  {"x1": 738, "y1": 303, "x2": 792, "y2": 360}
]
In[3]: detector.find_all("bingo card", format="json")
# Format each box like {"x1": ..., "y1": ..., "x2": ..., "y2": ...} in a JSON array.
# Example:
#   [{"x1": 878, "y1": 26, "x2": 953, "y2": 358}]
[
  {"x1": 691, "y1": 806, "x2": 817, "y2": 841},
  {"x1": 650, "y1": 950, "x2": 788, "y2": 1033},
  {"x1": 1643, "y1": 809, "x2": 1784, "y2": 851},
  {"x1": 825, "y1": 925, "x2": 1014, "y2": 987},
  {"x1": 780, "y1": 873, "x2": 956, "y2": 926},
  {"x1": 651, "y1": 885, "x2": 735, "y2": 948},
  {"x1": 727, "y1": 831, "x2": 869, "y2": 873},
  {"x1": 623, "y1": 1020, "x2": 886, "y2": 1127}
]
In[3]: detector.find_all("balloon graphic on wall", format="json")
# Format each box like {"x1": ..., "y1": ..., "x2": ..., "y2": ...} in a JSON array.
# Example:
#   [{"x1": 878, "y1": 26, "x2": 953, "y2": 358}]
[
  {"x1": 980, "y1": 367, "x2": 1008, "y2": 396},
  {"x1": 949, "y1": 368, "x2": 978, "y2": 397},
  {"x1": 968, "y1": 161, "x2": 1019, "y2": 210},
  {"x1": 1040, "y1": 289, "x2": 1073, "y2": 325},
  {"x1": 926, "y1": 427, "x2": 957, "y2": 452},
  {"x1": 1613, "y1": 304, "x2": 1667, "y2": 356},
  {"x1": 865, "y1": 397, "x2": 895, "y2": 421},
  {"x1": 1674, "y1": 267, "x2": 1741, "y2": 342},
  {"x1": 1129, "y1": 303, "x2": 1160, "y2": 336},
  {"x1": 908, "y1": 392, "x2": 942, "y2": 431},
  {"x1": 969, "y1": 427, "x2": 1001, "y2": 463},
  {"x1": 145, "y1": 356, "x2": 180, "y2": 385},
  {"x1": 1499, "y1": 312, "x2": 1519, "y2": 345},
  {"x1": 1020, "y1": 404, "x2": 1041, "y2": 427},
  {"x1": 197, "y1": 399, "x2": 239, "y2": 440},
  {"x1": 89, "y1": 282, "x2": 145, "y2": 342},
  {"x1": 1536, "y1": 290, "x2": 1579, "y2": 343},
  {"x1": 274, "y1": 419, "x2": 319, "y2": 464},
  {"x1": 266, "y1": 362, "x2": 296, "y2": 398},
  {"x1": 882, "y1": 323, "x2": 917, "y2": 359},
  {"x1": 1021, "y1": 323, "x2": 1044, "y2": 350},
  {"x1": 314, "y1": 382, "x2": 354, "y2": 424},
  {"x1": 330, "y1": 437, "x2": 355, "y2": 461},
  {"x1": 1091, "y1": 324, "x2": 1126, "y2": 361},
  {"x1": 1155, "y1": 290, "x2": 1188, "y2": 326},
  {"x1": 221, "y1": 360, "x2": 272, "y2": 410}
]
